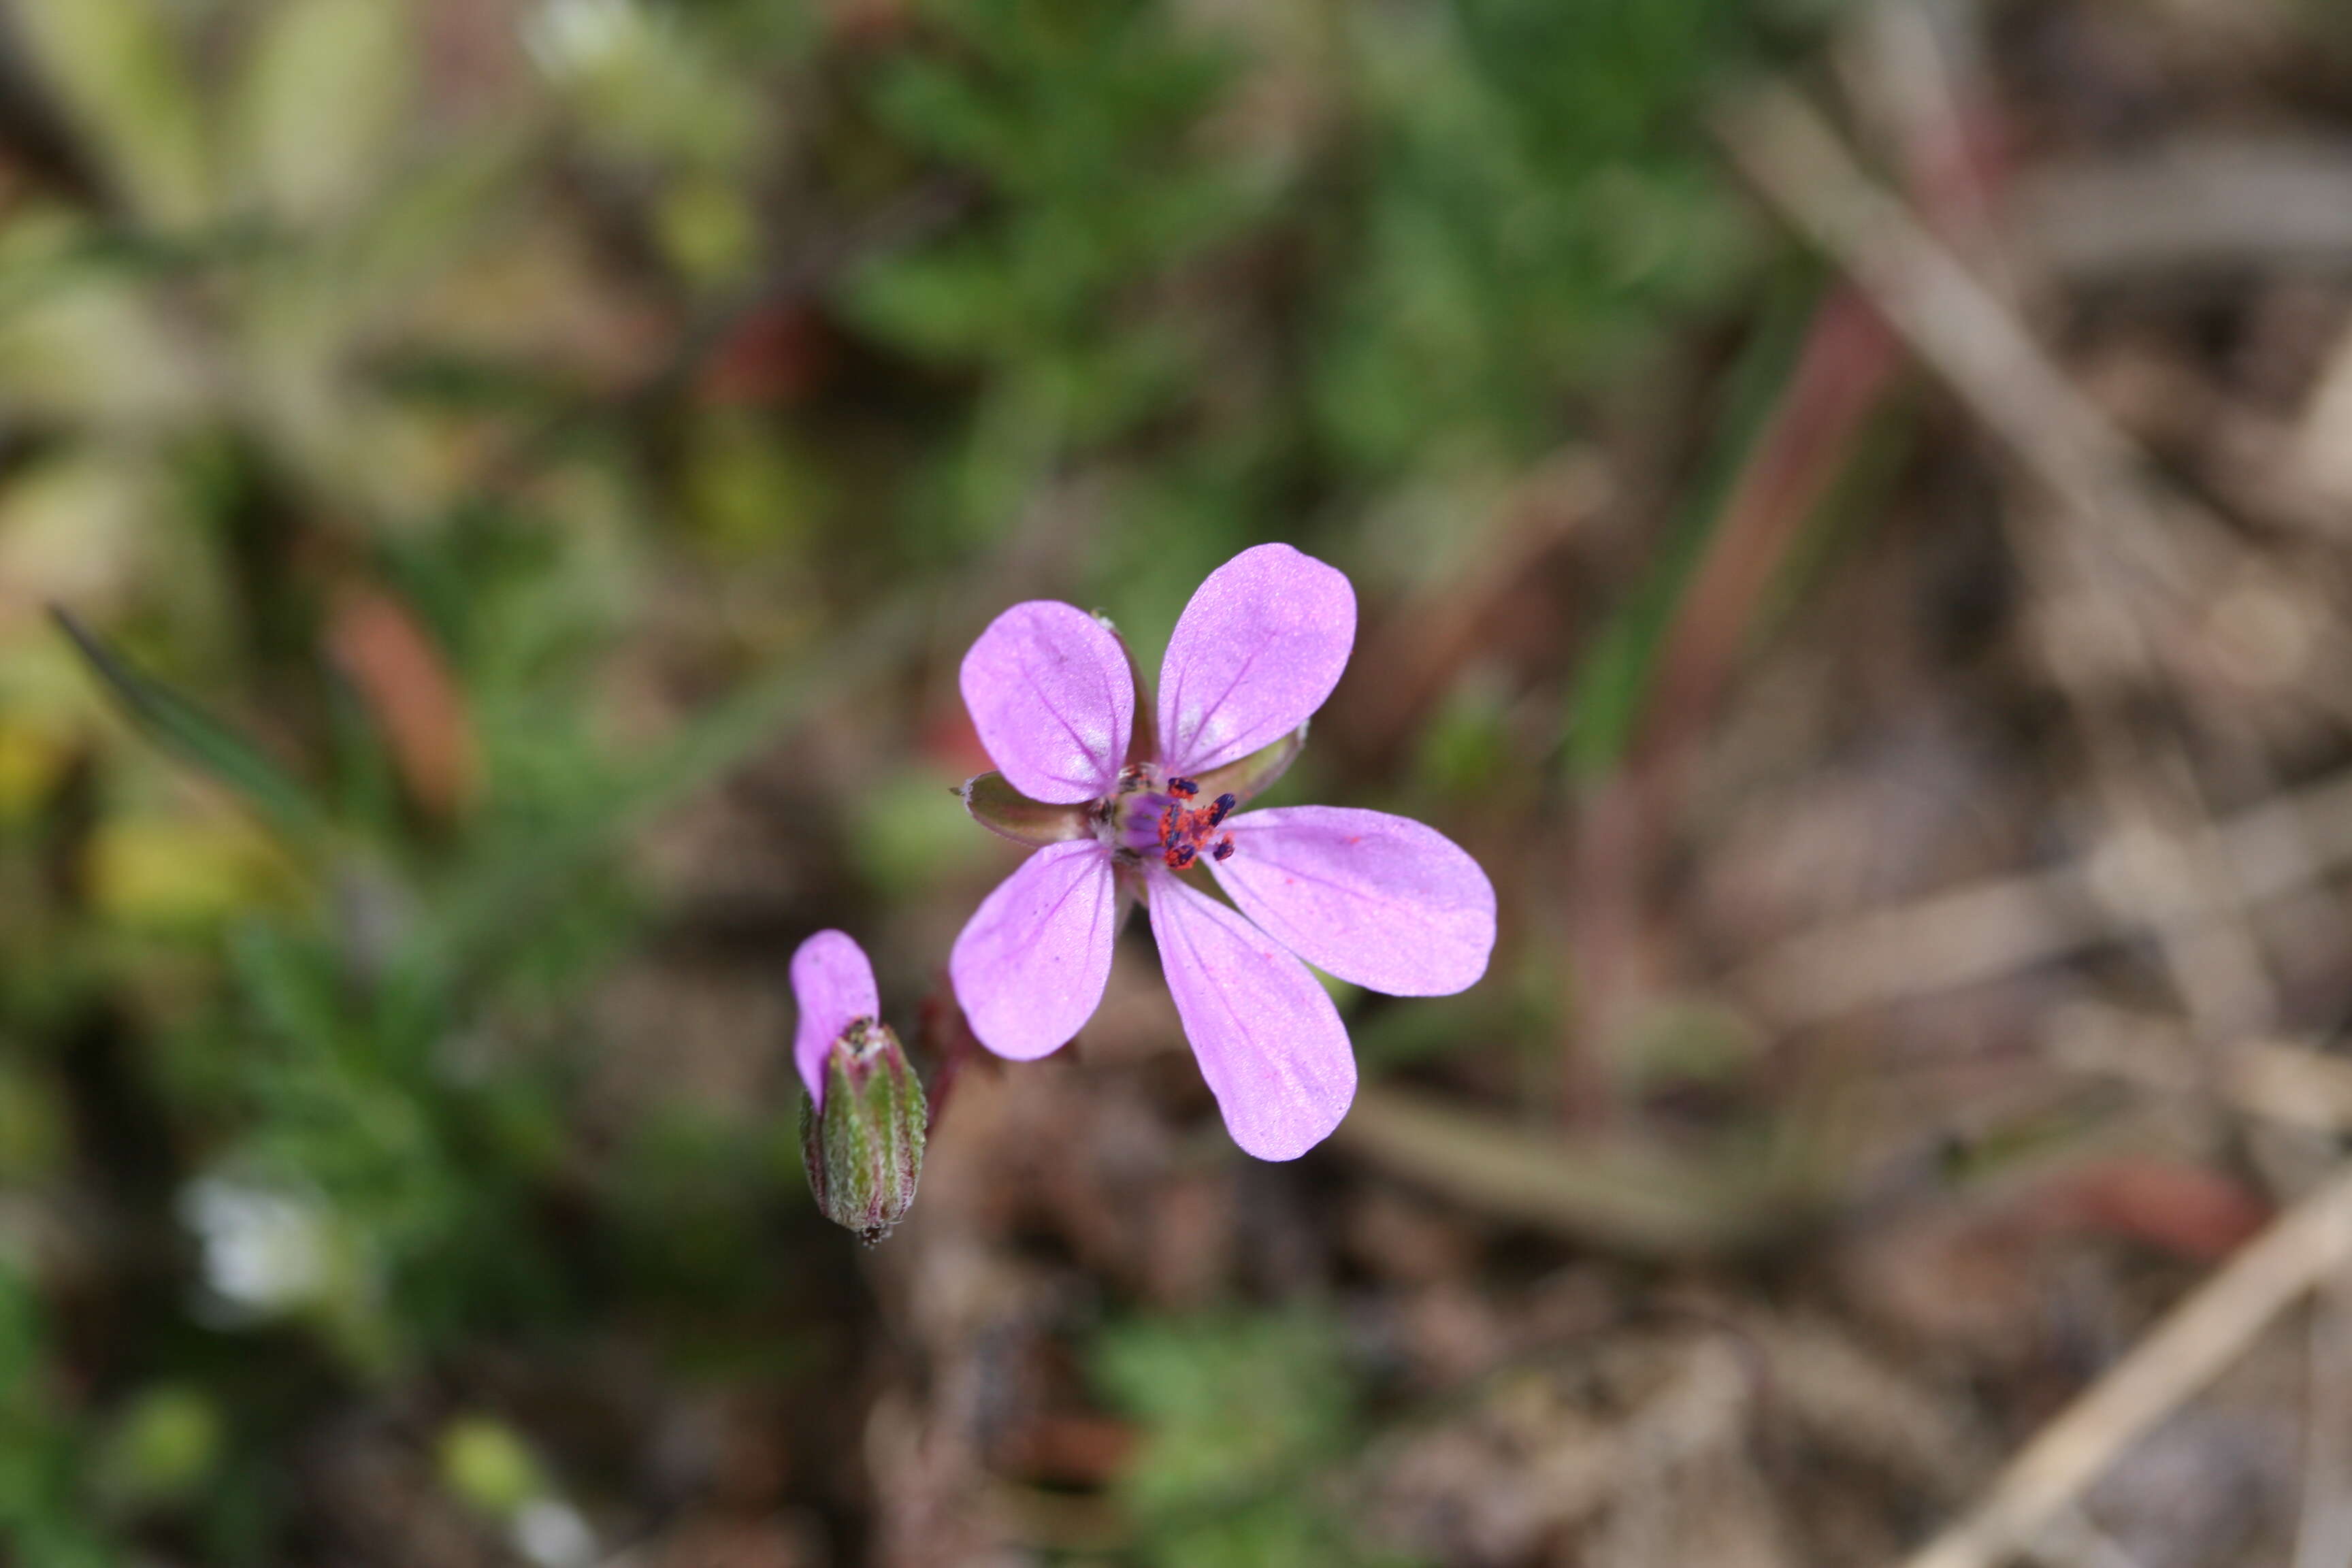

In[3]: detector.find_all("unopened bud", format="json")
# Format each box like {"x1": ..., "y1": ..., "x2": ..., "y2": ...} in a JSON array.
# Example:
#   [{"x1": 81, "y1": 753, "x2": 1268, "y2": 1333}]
[{"x1": 800, "y1": 1018, "x2": 927, "y2": 1243}]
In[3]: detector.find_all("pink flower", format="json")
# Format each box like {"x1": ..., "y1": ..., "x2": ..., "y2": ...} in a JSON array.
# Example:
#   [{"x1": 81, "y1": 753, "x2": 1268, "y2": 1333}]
[
  {"x1": 949, "y1": 543, "x2": 1497, "y2": 1160},
  {"x1": 792, "y1": 929, "x2": 882, "y2": 1109}
]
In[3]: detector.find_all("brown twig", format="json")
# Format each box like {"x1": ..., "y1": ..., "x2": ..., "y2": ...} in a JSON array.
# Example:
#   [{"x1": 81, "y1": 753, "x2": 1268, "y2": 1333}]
[
  {"x1": 1331, "y1": 1083, "x2": 1829, "y2": 1257},
  {"x1": 1714, "y1": 81, "x2": 2293, "y2": 1058},
  {"x1": 1896, "y1": 1164, "x2": 2352, "y2": 1568}
]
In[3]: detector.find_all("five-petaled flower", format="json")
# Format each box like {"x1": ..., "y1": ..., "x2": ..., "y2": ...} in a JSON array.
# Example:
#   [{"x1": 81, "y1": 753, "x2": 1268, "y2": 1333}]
[{"x1": 949, "y1": 543, "x2": 1497, "y2": 1160}]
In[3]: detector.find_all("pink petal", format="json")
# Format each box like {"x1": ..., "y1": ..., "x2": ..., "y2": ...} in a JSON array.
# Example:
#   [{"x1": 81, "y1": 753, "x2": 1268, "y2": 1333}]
[
  {"x1": 961, "y1": 601, "x2": 1134, "y2": 804},
  {"x1": 1208, "y1": 806, "x2": 1495, "y2": 996},
  {"x1": 951, "y1": 838, "x2": 1118, "y2": 1061},
  {"x1": 1147, "y1": 871, "x2": 1355, "y2": 1160},
  {"x1": 791, "y1": 929, "x2": 879, "y2": 1107},
  {"x1": 1156, "y1": 544, "x2": 1355, "y2": 778}
]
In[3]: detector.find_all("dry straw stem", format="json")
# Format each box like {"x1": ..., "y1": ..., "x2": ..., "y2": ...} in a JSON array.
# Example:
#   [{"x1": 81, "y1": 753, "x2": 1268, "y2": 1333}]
[
  {"x1": 1333, "y1": 1085, "x2": 1822, "y2": 1257},
  {"x1": 1897, "y1": 1164, "x2": 2352, "y2": 1568},
  {"x1": 1711, "y1": 81, "x2": 2202, "y2": 600},
  {"x1": 1712, "y1": 74, "x2": 2352, "y2": 725},
  {"x1": 2293, "y1": 1261, "x2": 2352, "y2": 1568},
  {"x1": 2052, "y1": 1004, "x2": 2352, "y2": 1138},
  {"x1": 1733, "y1": 763, "x2": 2352, "y2": 1027},
  {"x1": 1713, "y1": 77, "x2": 2286, "y2": 1059},
  {"x1": 2023, "y1": 1509, "x2": 2154, "y2": 1568},
  {"x1": 2013, "y1": 140, "x2": 2352, "y2": 284}
]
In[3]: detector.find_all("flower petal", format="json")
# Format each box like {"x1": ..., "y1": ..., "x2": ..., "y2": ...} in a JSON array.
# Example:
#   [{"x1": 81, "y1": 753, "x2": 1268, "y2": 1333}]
[
  {"x1": 1147, "y1": 872, "x2": 1355, "y2": 1160},
  {"x1": 1208, "y1": 806, "x2": 1495, "y2": 996},
  {"x1": 961, "y1": 601, "x2": 1134, "y2": 804},
  {"x1": 791, "y1": 929, "x2": 879, "y2": 1107},
  {"x1": 951, "y1": 839, "x2": 1118, "y2": 1061},
  {"x1": 1156, "y1": 544, "x2": 1355, "y2": 778}
]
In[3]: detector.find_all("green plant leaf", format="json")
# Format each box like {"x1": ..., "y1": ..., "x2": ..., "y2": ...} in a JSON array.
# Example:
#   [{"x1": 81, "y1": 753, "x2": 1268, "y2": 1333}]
[
  {"x1": 421, "y1": 587, "x2": 931, "y2": 993},
  {"x1": 232, "y1": 0, "x2": 412, "y2": 224},
  {"x1": 52, "y1": 608, "x2": 331, "y2": 843},
  {"x1": 12, "y1": 0, "x2": 210, "y2": 226}
]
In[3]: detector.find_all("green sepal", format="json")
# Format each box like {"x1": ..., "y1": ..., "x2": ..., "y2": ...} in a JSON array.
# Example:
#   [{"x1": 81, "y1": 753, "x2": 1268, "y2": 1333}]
[
  {"x1": 1192, "y1": 722, "x2": 1308, "y2": 805},
  {"x1": 959, "y1": 772, "x2": 1092, "y2": 847},
  {"x1": 800, "y1": 1019, "x2": 927, "y2": 1244}
]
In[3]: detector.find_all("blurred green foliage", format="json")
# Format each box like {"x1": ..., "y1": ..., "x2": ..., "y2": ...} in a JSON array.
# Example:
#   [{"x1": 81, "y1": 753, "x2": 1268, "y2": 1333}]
[
  {"x1": 1094, "y1": 1311, "x2": 1406, "y2": 1568},
  {"x1": 1323, "y1": 0, "x2": 1763, "y2": 472},
  {"x1": 0, "y1": 0, "x2": 1812, "y2": 1557},
  {"x1": 436, "y1": 1414, "x2": 546, "y2": 1519}
]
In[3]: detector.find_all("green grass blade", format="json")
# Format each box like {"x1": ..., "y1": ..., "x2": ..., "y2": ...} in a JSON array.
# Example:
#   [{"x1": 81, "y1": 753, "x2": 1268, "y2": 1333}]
[
  {"x1": 52, "y1": 607, "x2": 332, "y2": 842},
  {"x1": 421, "y1": 587, "x2": 933, "y2": 990},
  {"x1": 1561, "y1": 268, "x2": 1827, "y2": 780}
]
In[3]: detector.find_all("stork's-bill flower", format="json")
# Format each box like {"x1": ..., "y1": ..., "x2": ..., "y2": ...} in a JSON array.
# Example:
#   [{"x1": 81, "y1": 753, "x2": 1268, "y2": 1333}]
[{"x1": 949, "y1": 544, "x2": 1496, "y2": 1161}]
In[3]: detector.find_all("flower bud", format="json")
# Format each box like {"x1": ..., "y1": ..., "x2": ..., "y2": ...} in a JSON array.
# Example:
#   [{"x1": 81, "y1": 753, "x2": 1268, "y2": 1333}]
[{"x1": 799, "y1": 1017, "x2": 926, "y2": 1243}]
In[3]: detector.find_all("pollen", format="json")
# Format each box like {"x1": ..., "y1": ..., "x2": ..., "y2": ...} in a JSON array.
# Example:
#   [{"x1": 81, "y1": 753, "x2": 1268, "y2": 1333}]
[{"x1": 1149, "y1": 789, "x2": 1239, "y2": 870}]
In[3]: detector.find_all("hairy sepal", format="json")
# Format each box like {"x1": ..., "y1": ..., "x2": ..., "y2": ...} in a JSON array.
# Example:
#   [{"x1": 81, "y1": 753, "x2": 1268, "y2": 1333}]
[
  {"x1": 1192, "y1": 722, "x2": 1309, "y2": 805},
  {"x1": 800, "y1": 1021, "x2": 927, "y2": 1243},
  {"x1": 960, "y1": 772, "x2": 1092, "y2": 847}
]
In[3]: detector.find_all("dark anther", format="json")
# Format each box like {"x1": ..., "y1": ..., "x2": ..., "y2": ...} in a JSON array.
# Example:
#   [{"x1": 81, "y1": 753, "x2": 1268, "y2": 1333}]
[
  {"x1": 1211, "y1": 839, "x2": 1235, "y2": 862},
  {"x1": 1169, "y1": 844, "x2": 1197, "y2": 868},
  {"x1": 1168, "y1": 777, "x2": 1198, "y2": 798},
  {"x1": 1207, "y1": 792, "x2": 1235, "y2": 826}
]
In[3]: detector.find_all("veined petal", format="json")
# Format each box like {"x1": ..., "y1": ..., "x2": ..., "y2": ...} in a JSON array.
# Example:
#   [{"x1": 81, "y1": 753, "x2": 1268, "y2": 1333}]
[
  {"x1": 1156, "y1": 544, "x2": 1354, "y2": 779},
  {"x1": 1147, "y1": 871, "x2": 1355, "y2": 1161},
  {"x1": 962, "y1": 601, "x2": 1133, "y2": 804},
  {"x1": 1207, "y1": 806, "x2": 1495, "y2": 996},
  {"x1": 951, "y1": 839, "x2": 1118, "y2": 1061},
  {"x1": 791, "y1": 929, "x2": 879, "y2": 1107}
]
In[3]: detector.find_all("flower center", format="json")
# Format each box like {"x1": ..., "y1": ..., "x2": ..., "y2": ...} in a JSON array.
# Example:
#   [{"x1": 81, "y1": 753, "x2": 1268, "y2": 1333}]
[{"x1": 1099, "y1": 768, "x2": 1236, "y2": 869}]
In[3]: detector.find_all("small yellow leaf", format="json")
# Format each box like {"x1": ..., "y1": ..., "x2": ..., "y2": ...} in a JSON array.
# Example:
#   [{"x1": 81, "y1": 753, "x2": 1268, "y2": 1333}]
[{"x1": 88, "y1": 815, "x2": 291, "y2": 927}]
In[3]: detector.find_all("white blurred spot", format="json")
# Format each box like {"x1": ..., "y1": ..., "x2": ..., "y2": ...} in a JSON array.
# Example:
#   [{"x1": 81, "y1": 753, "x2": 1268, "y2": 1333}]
[
  {"x1": 514, "y1": 1499, "x2": 598, "y2": 1568},
  {"x1": 523, "y1": 0, "x2": 649, "y2": 78},
  {"x1": 178, "y1": 1178, "x2": 331, "y2": 1316}
]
